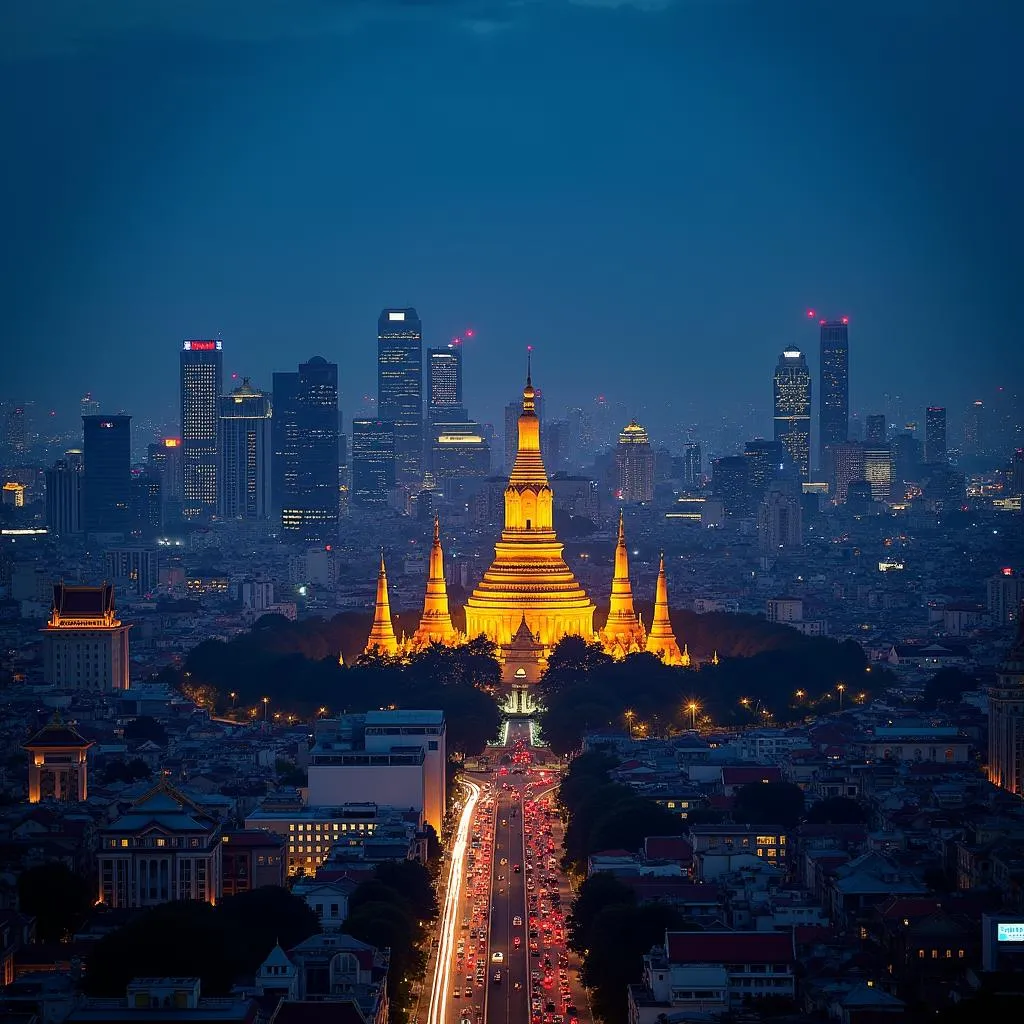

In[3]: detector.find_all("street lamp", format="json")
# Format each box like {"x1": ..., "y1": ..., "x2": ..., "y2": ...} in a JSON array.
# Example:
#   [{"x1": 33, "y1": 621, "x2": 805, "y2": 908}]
[
  {"x1": 262, "y1": 696, "x2": 270, "y2": 721},
  {"x1": 318, "y1": 706, "x2": 329, "y2": 718},
  {"x1": 229, "y1": 691, "x2": 237, "y2": 709},
  {"x1": 794, "y1": 690, "x2": 805, "y2": 702},
  {"x1": 686, "y1": 702, "x2": 699, "y2": 731},
  {"x1": 837, "y1": 683, "x2": 846, "y2": 711},
  {"x1": 624, "y1": 709, "x2": 635, "y2": 740}
]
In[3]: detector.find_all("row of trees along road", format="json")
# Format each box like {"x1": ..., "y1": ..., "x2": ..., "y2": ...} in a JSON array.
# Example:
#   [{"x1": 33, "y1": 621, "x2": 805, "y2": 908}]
[{"x1": 539, "y1": 626, "x2": 879, "y2": 755}]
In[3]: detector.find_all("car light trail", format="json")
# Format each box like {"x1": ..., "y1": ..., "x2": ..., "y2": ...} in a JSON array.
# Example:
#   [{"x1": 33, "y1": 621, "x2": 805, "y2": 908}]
[{"x1": 428, "y1": 776, "x2": 481, "y2": 1024}]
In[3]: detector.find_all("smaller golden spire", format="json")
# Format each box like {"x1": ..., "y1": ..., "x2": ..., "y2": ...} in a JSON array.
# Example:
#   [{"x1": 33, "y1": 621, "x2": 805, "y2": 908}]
[
  {"x1": 646, "y1": 552, "x2": 684, "y2": 665},
  {"x1": 600, "y1": 509, "x2": 646, "y2": 657},
  {"x1": 412, "y1": 516, "x2": 459, "y2": 648},
  {"x1": 364, "y1": 550, "x2": 399, "y2": 656}
]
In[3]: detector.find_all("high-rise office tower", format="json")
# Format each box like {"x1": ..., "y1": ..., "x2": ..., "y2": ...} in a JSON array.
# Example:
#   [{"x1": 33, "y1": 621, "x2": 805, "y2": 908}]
[
  {"x1": 543, "y1": 420, "x2": 569, "y2": 472},
  {"x1": 862, "y1": 445, "x2": 894, "y2": 502},
  {"x1": 426, "y1": 344, "x2": 465, "y2": 423},
  {"x1": 432, "y1": 422, "x2": 491, "y2": 482},
  {"x1": 712, "y1": 456, "x2": 754, "y2": 517},
  {"x1": 988, "y1": 614, "x2": 1024, "y2": 796},
  {"x1": 682, "y1": 442, "x2": 702, "y2": 488},
  {"x1": 180, "y1": 339, "x2": 223, "y2": 519},
  {"x1": 352, "y1": 419, "x2": 396, "y2": 505},
  {"x1": 1011, "y1": 448, "x2": 1024, "y2": 498},
  {"x1": 758, "y1": 487, "x2": 802, "y2": 553},
  {"x1": 218, "y1": 379, "x2": 272, "y2": 520},
  {"x1": 82, "y1": 415, "x2": 132, "y2": 535},
  {"x1": 45, "y1": 457, "x2": 82, "y2": 536},
  {"x1": 773, "y1": 348, "x2": 811, "y2": 482},
  {"x1": 80, "y1": 393, "x2": 100, "y2": 419},
  {"x1": 818, "y1": 318, "x2": 849, "y2": 471},
  {"x1": 744, "y1": 439, "x2": 790, "y2": 496},
  {"x1": 282, "y1": 357, "x2": 339, "y2": 541},
  {"x1": 925, "y1": 407, "x2": 947, "y2": 464},
  {"x1": 504, "y1": 401, "x2": 522, "y2": 472},
  {"x1": 130, "y1": 472, "x2": 163, "y2": 537},
  {"x1": 892, "y1": 432, "x2": 922, "y2": 488},
  {"x1": 615, "y1": 421, "x2": 655, "y2": 503},
  {"x1": 271, "y1": 371, "x2": 301, "y2": 519},
  {"x1": 865, "y1": 415, "x2": 886, "y2": 445},
  {"x1": 964, "y1": 400, "x2": 985, "y2": 456},
  {"x1": 147, "y1": 438, "x2": 184, "y2": 501},
  {"x1": 377, "y1": 308, "x2": 423, "y2": 484}
]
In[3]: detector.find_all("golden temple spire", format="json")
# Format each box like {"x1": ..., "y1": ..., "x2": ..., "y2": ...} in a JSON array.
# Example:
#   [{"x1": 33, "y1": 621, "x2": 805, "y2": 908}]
[
  {"x1": 364, "y1": 550, "x2": 399, "y2": 656},
  {"x1": 600, "y1": 510, "x2": 646, "y2": 657},
  {"x1": 412, "y1": 516, "x2": 460, "y2": 648},
  {"x1": 645, "y1": 552, "x2": 685, "y2": 665}
]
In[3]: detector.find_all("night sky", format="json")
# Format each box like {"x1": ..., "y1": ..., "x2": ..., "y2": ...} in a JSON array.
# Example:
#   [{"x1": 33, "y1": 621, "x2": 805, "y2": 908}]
[{"x1": 2, "y1": 0, "x2": 1021, "y2": 435}]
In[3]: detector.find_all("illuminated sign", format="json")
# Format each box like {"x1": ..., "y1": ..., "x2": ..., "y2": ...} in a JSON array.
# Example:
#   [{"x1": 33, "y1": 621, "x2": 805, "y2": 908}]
[
  {"x1": 997, "y1": 922, "x2": 1024, "y2": 942},
  {"x1": 783, "y1": 349, "x2": 802, "y2": 358},
  {"x1": 163, "y1": 438, "x2": 181, "y2": 448},
  {"x1": 388, "y1": 312, "x2": 405, "y2": 321},
  {"x1": 182, "y1": 340, "x2": 222, "y2": 351},
  {"x1": 1002, "y1": 567, "x2": 1015, "y2": 576}
]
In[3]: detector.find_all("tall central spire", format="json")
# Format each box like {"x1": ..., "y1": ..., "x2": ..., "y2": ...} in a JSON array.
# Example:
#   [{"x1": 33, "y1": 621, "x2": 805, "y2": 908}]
[
  {"x1": 412, "y1": 516, "x2": 460, "y2": 647},
  {"x1": 600, "y1": 511, "x2": 646, "y2": 657},
  {"x1": 646, "y1": 552, "x2": 685, "y2": 665},
  {"x1": 364, "y1": 551, "x2": 399, "y2": 656}
]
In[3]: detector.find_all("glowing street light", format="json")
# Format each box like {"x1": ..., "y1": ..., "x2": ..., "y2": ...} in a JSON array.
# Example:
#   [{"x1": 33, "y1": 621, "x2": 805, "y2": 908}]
[
  {"x1": 229, "y1": 691, "x2": 237, "y2": 709},
  {"x1": 794, "y1": 690, "x2": 805, "y2": 702},
  {"x1": 624, "y1": 708, "x2": 635, "y2": 740},
  {"x1": 837, "y1": 682, "x2": 846, "y2": 711},
  {"x1": 686, "y1": 701, "x2": 700, "y2": 731},
  {"x1": 318, "y1": 706, "x2": 329, "y2": 718},
  {"x1": 262, "y1": 696, "x2": 270, "y2": 721}
]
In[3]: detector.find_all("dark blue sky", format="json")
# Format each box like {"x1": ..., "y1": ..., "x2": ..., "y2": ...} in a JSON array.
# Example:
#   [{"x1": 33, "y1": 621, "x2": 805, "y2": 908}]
[{"x1": 2, "y1": 0, "x2": 1021, "y2": 438}]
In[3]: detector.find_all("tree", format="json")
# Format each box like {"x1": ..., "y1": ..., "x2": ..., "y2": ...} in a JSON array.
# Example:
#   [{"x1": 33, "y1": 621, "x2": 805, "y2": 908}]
[
  {"x1": 373, "y1": 860, "x2": 438, "y2": 923},
  {"x1": 921, "y1": 667, "x2": 977, "y2": 709},
  {"x1": 587, "y1": 798, "x2": 686, "y2": 859},
  {"x1": 123, "y1": 716, "x2": 167, "y2": 746},
  {"x1": 733, "y1": 782, "x2": 805, "y2": 828},
  {"x1": 216, "y1": 886, "x2": 319, "y2": 972},
  {"x1": 567, "y1": 872, "x2": 636, "y2": 953},
  {"x1": 804, "y1": 796, "x2": 867, "y2": 825},
  {"x1": 541, "y1": 637, "x2": 613, "y2": 696},
  {"x1": 101, "y1": 758, "x2": 153, "y2": 785},
  {"x1": 17, "y1": 863, "x2": 92, "y2": 942}
]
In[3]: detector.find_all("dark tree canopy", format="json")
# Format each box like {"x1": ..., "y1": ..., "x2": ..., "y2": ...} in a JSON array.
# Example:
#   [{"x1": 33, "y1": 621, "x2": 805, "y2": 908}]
[
  {"x1": 921, "y1": 667, "x2": 978, "y2": 709},
  {"x1": 567, "y1": 872, "x2": 636, "y2": 954},
  {"x1": 17, "y1": 863, "x2": 93, "y2": 943},
  {"x1": 123, "y1": 716, "x2": 167, "y2": 746},
  {"x1": 733, "y1": 782, "x2": 806, "y2": 828},
  {"x1": 804, "y1": 796, "x2": 867, "y2": 825}
]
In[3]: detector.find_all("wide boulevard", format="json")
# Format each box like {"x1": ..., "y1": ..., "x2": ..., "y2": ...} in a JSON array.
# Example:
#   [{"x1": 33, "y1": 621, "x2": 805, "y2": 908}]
[{"x1": 427, "y1": 720, "x2": 590, "y2": 1024}]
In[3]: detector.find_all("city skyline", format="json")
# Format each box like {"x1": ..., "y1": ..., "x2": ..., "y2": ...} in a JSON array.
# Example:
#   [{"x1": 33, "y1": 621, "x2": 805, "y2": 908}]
[{"x1": 2, "y1": 3, "x2": 1021, "y2": 427}]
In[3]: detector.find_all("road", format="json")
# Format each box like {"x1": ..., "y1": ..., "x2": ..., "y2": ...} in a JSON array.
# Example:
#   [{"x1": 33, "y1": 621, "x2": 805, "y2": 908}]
[{"x1": 427, "y1": 718, "x2": 589, "y2": 1024}]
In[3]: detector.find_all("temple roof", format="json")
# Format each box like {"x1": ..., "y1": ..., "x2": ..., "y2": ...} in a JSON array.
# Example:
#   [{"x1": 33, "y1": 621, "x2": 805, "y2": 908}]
[
  {"x1": 24, "y1": 714, "x2": 92, "y2": 750},
  {"x1": 51, "y1": 582, "x2": 114, "y2": 617}
]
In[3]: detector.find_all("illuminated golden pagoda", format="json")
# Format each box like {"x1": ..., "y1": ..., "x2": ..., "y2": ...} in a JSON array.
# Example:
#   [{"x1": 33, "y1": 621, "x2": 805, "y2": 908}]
[
  {"x1": 464, "y1": 363, "x2": 595, "y2": 657},
  {"x1": 364, "y1": 551, "x2": 399, "y2": 657},
  {"x1": 599, "y1": 511, "x2": 647, "y2": 657},
  {"x1": 411, "y1": 516, "x2": 461, "y2": 649},
  {"x1": 645, "y1": 553, "x2": 685, "y2": 665}
]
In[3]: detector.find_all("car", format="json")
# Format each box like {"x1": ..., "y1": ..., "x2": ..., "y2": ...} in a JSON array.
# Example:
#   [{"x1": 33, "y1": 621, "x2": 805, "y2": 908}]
[
  {"x1": 513, "y1": 916, "x2": 523, "y2": 926},
  {"x1": 493, "y1": 972, "x2": 502, "y2": 985},
  {"x1": 514, "y1": 937, "x2": 522, "y2": 948},
  {"x1": 500, "y1": 858, "x2": 508, "y2": 865},
  {"x1": 491, "y1": 952, "x2": 504, "y2": 963},
  {"x1": 513, "y1": 863, "x2": 521, "y2": 873},
  {"x1": 501, "y1": 819, "x2": 508, "y2": 826}
]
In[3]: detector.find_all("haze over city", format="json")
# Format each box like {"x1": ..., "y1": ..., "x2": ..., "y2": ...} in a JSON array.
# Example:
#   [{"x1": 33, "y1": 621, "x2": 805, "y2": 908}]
[{"x1": 2, "y1": 5, "x2": 1024, "y2": 1024}]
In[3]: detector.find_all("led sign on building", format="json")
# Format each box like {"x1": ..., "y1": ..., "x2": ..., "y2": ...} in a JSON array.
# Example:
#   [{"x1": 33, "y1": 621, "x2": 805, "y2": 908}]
[{"x1": 998, "y1": 922, "x2": 1024, "y2": 943}]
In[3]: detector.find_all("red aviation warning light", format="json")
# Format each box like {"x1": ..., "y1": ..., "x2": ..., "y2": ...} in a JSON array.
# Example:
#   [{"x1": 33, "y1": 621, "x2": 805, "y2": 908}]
[
  {"x1": 806, "y1": 310, "x2": 816, "y2": 319},
  {"x1": 465, "y1": 329, "x2": 475, "y2": 338},
  {"x1": 841, "y1": 316, "x2": 849, "y2": 325}
]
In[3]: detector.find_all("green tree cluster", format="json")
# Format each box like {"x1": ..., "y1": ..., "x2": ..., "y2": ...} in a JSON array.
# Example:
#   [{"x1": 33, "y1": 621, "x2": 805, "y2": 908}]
[
  {"x1": 83, "y1": 887, "x2": 319, "y2": 996},
  {"x1": 17, "y1": 863, "x2": 93, "y2": 943},
  {"x1": 732, "y1": 782, "x2": 806, "y2": 828},
  {"x1": 343, "y1": 860, "x2": 438, "y2": 1024},
  {"x1": 541, "y1": 626, "x2": 871, "y2": 754},
  {"x1": 177, "y1": 623, "x2": 501, "y2": 755},
  {"x1": 557, "y1": 751, "x2": 686, "y2": 873}
]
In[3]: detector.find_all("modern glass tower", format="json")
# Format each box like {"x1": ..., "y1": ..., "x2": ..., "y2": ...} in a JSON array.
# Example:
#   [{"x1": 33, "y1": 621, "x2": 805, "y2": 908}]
[
  {"x1": 282, "y1": 357, "x2": 339, "y2": 541},
  {"x1": 924, "y1": 406, "x2": 947, "y2": 464},
  {"x1": 218, "y1": 379, "x2": 272, "y2": 520},
  {"x1": 351, "y1": 419, "x2": 396, "y2": 505},
  {"x1": 179, "y1": 339, "x2": 223, "y2": 520},
  {"x1": 378, "y1": 308, "x2": 423, "y2": 484},
  {"x1": 774, "y1": 348, "x2": 812, "y2": 482},
  {"x1": 819, "y1": 318, "x2": 849, "y2": 472},
  {"x1": 82, "y1": 415, "x2": 132, "y2": 535},
  {"x1": 271, "y1": 371, "x2": 301, "y2": 519},
  {"x1": 426, "y1": 344, "x2": 465, "y2": 422}
]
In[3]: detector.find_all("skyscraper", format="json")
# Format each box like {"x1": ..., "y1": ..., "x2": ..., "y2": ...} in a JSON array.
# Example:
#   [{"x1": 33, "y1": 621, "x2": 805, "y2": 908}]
[
  {"x1": 282, "y1": 357, "x2": 339, "y2": 541},
  {"x1": 426, "y1": 344, "x2": 465, "y2": 423},
  {"x1": 925, "y1": 406, "x2": 947, "y2": 463},
  {"x1": 377, "y1": 308, "x2": 423, "y2": 484},
  {"x1": 964, "y1": 400, "x2": 985, "y2": 456},
  {"x1": 773, "y1": 348, "x2": 811, "y2": 482},
  {"x1": 988, "y1": 612, "x2": 1024, "y2": 796},
  {"x1": 615, "y1": 421, "x2": 655, "y2": 503},
  {"x1": 865, "y1": 415, "x2": 886, "y2": 445},
  {"x1": 819, "y1": 318, "x2": 849, "y2": 471},
  {"x1": 82, "y1": 415, "x2": 132, "y2": 536},
  {"x1": 271, "y1": 371, "x2": 301, "y2": 520},
  {"x1": 180, "y1": 339, "x2": 223, "y2": 520},
  {"x1": 45, "y1": 457, "x2": 82, "y2": 536},
  {"x1": 504, "y1": 401, "x2": 521, "y2": 471},
  {"x1": 681, "y1": 442, "x2": 702, "y2": 488},
  {"x1": 218, "y1": 379, "x2": 272, "y2": 520},
  {"x1": 352, "y1": 419, "x2": 396, "y2": 505}
]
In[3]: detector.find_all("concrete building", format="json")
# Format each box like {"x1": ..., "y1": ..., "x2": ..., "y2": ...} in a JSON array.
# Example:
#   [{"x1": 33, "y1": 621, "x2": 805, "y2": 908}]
[{"x1": 41, "y1": 583, "x2": 131, "y2": 691}]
